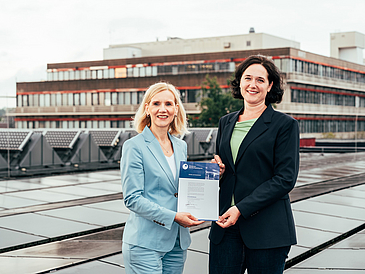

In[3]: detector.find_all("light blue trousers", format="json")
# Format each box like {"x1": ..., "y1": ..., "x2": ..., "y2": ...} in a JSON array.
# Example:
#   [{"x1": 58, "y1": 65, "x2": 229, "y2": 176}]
[{"x1": 122, "y1": 235, "x2": 187, "y2": 274}]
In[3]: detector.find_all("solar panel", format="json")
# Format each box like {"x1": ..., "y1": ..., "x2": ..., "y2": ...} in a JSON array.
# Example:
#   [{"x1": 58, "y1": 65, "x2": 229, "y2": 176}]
[
  {"x1": 189, "y1": 128, "x2": 214, "y2": 142},
  {"x1": 44, "y1": 130, "x2": 81, "y2": 149},
  {"x1": 88, "y1": 130, "x2": 122, "y2": 147},
  {"x1": 124, "y1": 129, "x2": 138, "y2": 138},
  {"x1": 0, "y1": 130, "x2": 32, "y2": 150}
]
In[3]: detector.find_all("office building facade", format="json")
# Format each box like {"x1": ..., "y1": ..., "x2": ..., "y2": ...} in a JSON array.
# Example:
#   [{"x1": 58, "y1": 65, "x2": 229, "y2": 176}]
[{"x1": 14, "y1": 32, "x2": 365, "y2": 138}]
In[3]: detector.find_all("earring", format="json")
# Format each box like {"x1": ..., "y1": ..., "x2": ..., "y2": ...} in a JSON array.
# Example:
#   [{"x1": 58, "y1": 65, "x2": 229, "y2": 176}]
[{"x1": 146, "y1": 114, "x2": 150, "y2": 118}]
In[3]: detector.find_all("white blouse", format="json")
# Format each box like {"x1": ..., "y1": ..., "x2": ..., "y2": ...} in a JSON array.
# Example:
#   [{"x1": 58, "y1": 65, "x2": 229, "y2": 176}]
[{"x1": 165, "y1": 153, "x2": 176, "y2": 180}]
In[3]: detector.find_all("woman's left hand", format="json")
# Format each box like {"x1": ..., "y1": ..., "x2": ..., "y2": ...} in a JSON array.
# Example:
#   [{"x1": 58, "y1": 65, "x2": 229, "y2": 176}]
[
  {"x1": 211, "y1": 154, "x2": 225, "y2": 176},
  {"x1": 216, "y1": 206, "x2": 241, "y2": 228}
]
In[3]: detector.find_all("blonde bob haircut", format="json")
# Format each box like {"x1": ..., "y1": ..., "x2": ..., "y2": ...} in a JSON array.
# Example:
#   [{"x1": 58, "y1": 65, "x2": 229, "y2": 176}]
[{"x1": 134, "y1": 82, "x2": 188, "y2": 135}]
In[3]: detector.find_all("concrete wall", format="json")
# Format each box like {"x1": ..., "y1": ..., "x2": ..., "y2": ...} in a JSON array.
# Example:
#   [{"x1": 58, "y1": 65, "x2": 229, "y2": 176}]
[{"x1": 103, "y1": 33, "x2": 300, "y2": 60}]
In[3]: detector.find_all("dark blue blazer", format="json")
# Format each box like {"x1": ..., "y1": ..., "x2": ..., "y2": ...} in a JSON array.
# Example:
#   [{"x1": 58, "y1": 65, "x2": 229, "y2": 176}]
[{"x1": 209, "y1": 104, "x2": 299, "y2": 249}]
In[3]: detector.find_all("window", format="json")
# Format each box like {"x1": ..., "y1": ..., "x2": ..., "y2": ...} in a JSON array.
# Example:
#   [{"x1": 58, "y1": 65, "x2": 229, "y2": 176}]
[
  {"x1": 62, "y1": 94, "x2": 68, "y2": 106},
  {"x1": 112, "y1": 92, "x2": 117, "y2": 105},
  {"x1": 103, "y1": 69, "x2": 109, "y2": 78},
  {"x1": 56, "y1": 93, "x2": 62, "y2": 106},
  {"x1": 23, "y1": 95, "x2": 29, "y2": 107},
  {"x1": 34, "y1": 94, "x2": 39, "y2": 107},
  {"x1": 64, "y1": 71, "x2": 69, "y2": 81},
  {"x1": 58, "y1": 71, "x2": 63, "y2": 81},
  {"x1": 47, "y1": 72, "x2": 53, "y2": 81},
  {"x1": 105, "y1": 92, "x2": 111, "y2": 106},
  {"x1": 109, "y1": 68, "x2": 115, "y2": 78},
  {"x1": 97, "y1": 70, "x2": 103, "y2": 79},
  {"x1": 127, "y1": 68, "x2": 133, "y2": 77},
  {"x1": 86, "y1": 70, "x2": 92, "y2": 79},
  {"x1": 39, "y1": 94, "x2": 45, "y2": 107},
  {"x1": 68, "y1": 93, "x2": 74, "y2": 106},
  {"x1": 80, "y1": 93, "x2": 86, "y2": 105},
  {"x1": 140, "y1": 67, "x2": 146, "y2": 77},
  {"x1": 125, "y1": 92, "x2": 130, "y2": 104},
  {"x1": 74, "y1": 93, "x2": 80, "y2": 105},
  {"x1": 138, "y1": 91, "x2": 144, "y2": 104},
  {"x1": 133, "y1": 67, "x2": 139, "y2": 77},
  {"x1": 92, "y1": 93, "x2": 99, "y2": 105},
  {"x1": 131, "y1": 92, "x2": 137, "y2": 104},
  {"x1": 146, "y1": 66, "x2": 152, "y2": 76},
  {"x1": 92, "y1": 70, "x2": 97, "y2": 79},
  {"x1": 80, "y1": 70, "x2": 86, "y2": 80},
  {"x1": 69, "y1": 70, "x2": 75, "y2": 80},
  {"x1": 17, "y1": 95, "x2": 22, "y2": 107},
  {"x1": 152, "y1": 66, "x2": 157, "y2": 76},
  {"x1": 44, "y1": 94, "x2": 50, "y2": 107},
  {"x1": 50, "y1": 94, "x2": 56, "y2": 106},
  {"x1": 118, "y1": 92, "x2": 124, "y2": 105}
]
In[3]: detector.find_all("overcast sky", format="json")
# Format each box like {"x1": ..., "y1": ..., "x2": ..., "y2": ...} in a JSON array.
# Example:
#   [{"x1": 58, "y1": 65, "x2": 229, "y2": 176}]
[{"x1": 1, "y1": 0, "x2": 365, "y2": 109}]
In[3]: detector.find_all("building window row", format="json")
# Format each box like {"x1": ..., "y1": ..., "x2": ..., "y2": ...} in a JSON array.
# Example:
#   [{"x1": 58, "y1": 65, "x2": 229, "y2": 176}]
[
  {"x1": 16, "y1": 119, "x2": 133, "y2": 129},
  {"x1": 47, "y1": 62, "x2": 236, "y2": 81},
  {"x1": 17, "y1": 89, "x2": 202, "y2": 107},
  {"x1": 297, "y1": 118, "x2": 365, "y2": 134},
  {"x1": 273, "y1": 58, "x2": 365, "y2": 84},
  {"x1": 291, "y1": 85, "x2": 365, "y2": 107}
]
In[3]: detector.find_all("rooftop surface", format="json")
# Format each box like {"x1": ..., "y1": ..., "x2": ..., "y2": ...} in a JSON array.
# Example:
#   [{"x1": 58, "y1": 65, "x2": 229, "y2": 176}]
[{"x1": 0, "y1": 152, "x2": 364, "y2": 273}]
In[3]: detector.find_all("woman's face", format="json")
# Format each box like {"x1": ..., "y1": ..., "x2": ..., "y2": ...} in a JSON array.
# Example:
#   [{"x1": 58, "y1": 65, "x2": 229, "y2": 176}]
[
  {"x1": 145, "y1": 89, "x2": 178, "y2": 131},
  {"x1": 240, "y1": 64, "x2": 273, "y2": 107}
]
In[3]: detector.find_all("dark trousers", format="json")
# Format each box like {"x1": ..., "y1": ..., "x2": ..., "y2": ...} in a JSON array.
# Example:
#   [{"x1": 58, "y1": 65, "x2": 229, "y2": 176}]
[{"x1": 209, "y1": 225, "x2": 290, "y2": 274}]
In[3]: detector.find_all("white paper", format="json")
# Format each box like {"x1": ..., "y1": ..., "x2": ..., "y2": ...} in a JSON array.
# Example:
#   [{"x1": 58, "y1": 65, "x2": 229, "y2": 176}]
[{"x1": 177, "y1": 161, "x2": 219, "y2": 221}]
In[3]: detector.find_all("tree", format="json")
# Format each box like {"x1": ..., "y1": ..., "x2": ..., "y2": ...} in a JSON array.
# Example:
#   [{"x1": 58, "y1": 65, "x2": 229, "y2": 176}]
[{"x1": 189, "y1": 75, "x2": 242, "y2": 127}]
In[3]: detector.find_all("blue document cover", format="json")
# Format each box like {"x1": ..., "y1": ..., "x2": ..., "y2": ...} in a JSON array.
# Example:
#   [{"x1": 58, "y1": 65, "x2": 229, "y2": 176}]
[
  {"x1": 179, "y1": 161, "x2": 220, "y2": 180},
  {"x1": 178, "y1": 161, "x2": 219, "y2": 221}
]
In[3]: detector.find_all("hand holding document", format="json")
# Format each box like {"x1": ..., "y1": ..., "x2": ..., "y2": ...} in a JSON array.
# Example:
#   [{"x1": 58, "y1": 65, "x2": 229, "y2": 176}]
[{"x1": 178, "y1": 161, "x2": 219, "y2": 221}]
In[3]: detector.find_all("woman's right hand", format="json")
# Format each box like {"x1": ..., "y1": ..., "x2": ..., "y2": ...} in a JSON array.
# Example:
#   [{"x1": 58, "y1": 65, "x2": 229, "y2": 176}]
[
  {"x1": 174, "y1": 212, "x2": 204, "y2": 228},
  {"x1": 211, "y1": 154, "x2": 225, "y2": 176}
]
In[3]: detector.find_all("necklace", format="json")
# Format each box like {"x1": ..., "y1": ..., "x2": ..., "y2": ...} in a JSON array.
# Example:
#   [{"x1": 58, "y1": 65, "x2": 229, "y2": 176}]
[{"x1": 159, "y1": 140, "x2": 171, "y2": 154}]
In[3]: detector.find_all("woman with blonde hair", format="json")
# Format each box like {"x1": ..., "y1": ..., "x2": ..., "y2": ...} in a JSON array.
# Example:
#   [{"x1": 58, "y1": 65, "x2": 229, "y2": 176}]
[{"x1": 121, "y1": 82, "x2": 203, "y2": 274}]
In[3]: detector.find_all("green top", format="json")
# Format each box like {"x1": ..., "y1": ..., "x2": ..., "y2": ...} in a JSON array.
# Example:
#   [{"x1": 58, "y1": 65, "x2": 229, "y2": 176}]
[
  {"x1": 230, "y1": 118, "x2": 258, "y2": 164},
  {"x1": 230, "y1": 118, "x2": 257, "y2": 205}
]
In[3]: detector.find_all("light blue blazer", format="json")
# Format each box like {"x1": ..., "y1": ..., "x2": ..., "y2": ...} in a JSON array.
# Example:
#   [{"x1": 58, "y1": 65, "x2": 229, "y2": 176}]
[{"x1": 121, "y1": 126, "x2": 191, "y2": 252}]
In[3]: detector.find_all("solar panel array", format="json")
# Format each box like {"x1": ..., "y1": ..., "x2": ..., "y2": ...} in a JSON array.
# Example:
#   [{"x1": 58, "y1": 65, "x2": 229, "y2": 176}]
[
  {"x1": 44, "y1": 130, "x2": 80, "y2": 148},
  {"x1": 190, "y1": 129, "x2": 212, "y2": 142},
  {"x1": 88, "y1": 130, "x2": 121, "y2": 147},
  {"x1": 0, "y1": 131, "x2": 32, "y2": 150}
]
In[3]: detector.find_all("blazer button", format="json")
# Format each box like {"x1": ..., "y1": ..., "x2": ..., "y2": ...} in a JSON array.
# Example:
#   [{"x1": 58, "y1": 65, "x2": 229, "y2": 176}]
[{"x1": 174, "y1": 193, "x2": 178, "y2": 198}]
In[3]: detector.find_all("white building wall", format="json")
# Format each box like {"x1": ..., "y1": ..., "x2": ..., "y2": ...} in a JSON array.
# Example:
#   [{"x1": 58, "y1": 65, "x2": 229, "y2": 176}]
[
  {"x1": 339, "y1": 47, "x2": 364, "y2": 65},
  {"x1": 330, "y1": 31, "x2": 365, "y2": 64},
  {"x1": 103, "y1": 33, "x2": 300, "y2": 60}
]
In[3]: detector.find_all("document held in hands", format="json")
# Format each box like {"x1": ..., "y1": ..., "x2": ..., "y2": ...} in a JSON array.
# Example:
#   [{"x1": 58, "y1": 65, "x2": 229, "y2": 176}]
[{"x1": 178, "y1": 161, "x2": 219, "y2": 221}]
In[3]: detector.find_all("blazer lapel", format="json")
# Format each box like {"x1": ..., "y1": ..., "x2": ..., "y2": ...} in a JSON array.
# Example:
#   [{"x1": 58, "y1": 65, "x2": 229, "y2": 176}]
[
  {"x1": 170, "y1": 135, "x2": 183, "y2": 188},
  {"x1": 142, "y1": 127, "x2": 176, "y2": 190},
  {"x1": 220, "y1": 110, "x2": 241, "y2": 173},
  {"x1": 235, "y1": 104, "x2": 274, "y2": 165}
]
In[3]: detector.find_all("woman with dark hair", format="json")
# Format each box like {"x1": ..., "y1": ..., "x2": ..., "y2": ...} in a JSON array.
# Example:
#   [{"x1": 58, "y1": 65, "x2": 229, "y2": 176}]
[{"x1": 209, "y1": 55, "x2": 300, "y2": 274}]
